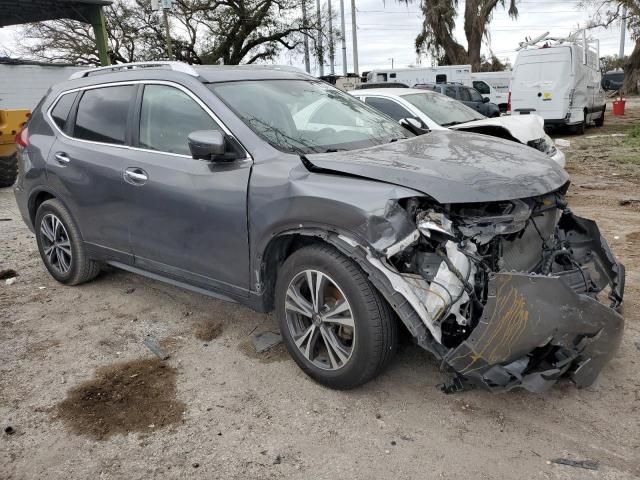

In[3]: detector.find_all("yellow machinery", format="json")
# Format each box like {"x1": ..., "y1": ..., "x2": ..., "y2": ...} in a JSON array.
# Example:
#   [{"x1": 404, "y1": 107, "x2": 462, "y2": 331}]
[{"x1": 0, "y1": 109, "x2": 30, "y2": 187}]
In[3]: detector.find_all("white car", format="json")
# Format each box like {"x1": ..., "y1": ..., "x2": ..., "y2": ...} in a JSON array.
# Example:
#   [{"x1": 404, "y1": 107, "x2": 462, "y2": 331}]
[{"x1": 349, "y1": 88, "x2": 566, "y2": 168}]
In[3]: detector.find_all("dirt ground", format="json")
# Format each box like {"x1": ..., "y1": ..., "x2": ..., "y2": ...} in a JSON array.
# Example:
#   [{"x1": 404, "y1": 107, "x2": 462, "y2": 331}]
[{"x1": 1, "y1": 100, "x2": 640, "y2": 480}]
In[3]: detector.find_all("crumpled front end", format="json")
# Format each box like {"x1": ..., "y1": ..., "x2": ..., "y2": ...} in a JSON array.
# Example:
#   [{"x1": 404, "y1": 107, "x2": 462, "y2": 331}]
[{"x1": 363, "y1": 189, "x2": 625, "y2": 393}]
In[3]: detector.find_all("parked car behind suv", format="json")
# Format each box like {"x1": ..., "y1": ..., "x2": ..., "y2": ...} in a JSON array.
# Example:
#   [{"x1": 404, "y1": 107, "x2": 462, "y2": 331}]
[
  {"x1": 416, "y1": 82, "x2": 501, "y2": 117},
  {"x1": 349, "y1": 88, "x2": 565, "y2": 167},
  {"x1": 13, "y1": 62, "x2": 624, "y2": 393}
]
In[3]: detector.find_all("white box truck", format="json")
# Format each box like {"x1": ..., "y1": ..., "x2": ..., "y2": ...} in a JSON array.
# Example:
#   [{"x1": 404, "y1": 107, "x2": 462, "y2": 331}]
[{"x1": 509, "y1": 31, "x2": 605, "y2": 133}]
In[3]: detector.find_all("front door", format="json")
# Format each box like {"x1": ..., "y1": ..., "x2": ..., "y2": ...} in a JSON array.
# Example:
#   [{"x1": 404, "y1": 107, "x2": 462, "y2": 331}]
[{"x1": 124, "y1": 83, "x2": 252, "y2": 296}]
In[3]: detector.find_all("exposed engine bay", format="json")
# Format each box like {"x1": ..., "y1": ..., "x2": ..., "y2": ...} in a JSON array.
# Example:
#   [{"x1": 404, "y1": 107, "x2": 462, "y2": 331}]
[{"x1": 361, "y1": 188, "x2": 625, "y2": 393}]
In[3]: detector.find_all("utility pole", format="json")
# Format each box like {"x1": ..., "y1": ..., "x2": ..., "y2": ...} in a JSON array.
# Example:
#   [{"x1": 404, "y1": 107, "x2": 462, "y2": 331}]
[
  {"x1": 152, "y1": 0, "x2": 174, "y2": 60},
  {"x1": 339, "y1": 0, "x2": 347, "y2": 75},
  {"x1": 302, "y1": 0, "x2": 311, "y2": 73},
  {"x1": 316, "y1": 0, "x2": 324, "y2": 76},
  {"x1": 350, "y1": 0, "x2": 359, "y2": 76},
  {"x1": 328, "y1": 0, "x2": 335, "y2": 75},
  {"x1": 162, "y1": 8, "x2": 173, "y2": 60},
  {"x1": 619, "y1": 5, "x2": 627, "y2": 59}
]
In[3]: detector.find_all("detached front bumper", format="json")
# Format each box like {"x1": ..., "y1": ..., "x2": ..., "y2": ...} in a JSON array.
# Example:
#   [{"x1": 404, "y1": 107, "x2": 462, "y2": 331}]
[{"x1": 444, "y1": 213, "x2": 625, "y2": 393}]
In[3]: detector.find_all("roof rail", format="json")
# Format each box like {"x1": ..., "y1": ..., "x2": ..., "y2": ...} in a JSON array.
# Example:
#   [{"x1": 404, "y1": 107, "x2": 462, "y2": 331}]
[{"x1": 69, "y1": 61, "x2": 199, "y2": 80}]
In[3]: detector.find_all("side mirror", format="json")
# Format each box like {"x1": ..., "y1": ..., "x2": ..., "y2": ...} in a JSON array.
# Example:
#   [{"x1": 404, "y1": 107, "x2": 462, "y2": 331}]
[
  {"x1": 188, "y1": 130, "x2": 234, "y2": 161},
  {"x1": 399, "y1": 117, "x2": 430, "y2": 135},
  {"x1": 483, "y1": 97, "x2": 490, "y2": 103}
]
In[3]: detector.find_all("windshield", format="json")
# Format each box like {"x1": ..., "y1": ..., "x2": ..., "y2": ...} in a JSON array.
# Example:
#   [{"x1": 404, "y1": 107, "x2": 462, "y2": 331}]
[
  {"x1": 402, "y1": 92, "x2": 486, "y2": 126},
  {"x1": 209, "y1": 79, "x2": 410, "y2": 154}
]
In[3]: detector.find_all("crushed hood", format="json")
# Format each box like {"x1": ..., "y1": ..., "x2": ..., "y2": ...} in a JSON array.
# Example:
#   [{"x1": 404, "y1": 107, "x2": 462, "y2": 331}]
[
  {"x1": 305, "y1": 130, "x2": 568, "y2": 204},
  {"x1": 448, "y1": 113, "x2": 546, "y2": 143}
]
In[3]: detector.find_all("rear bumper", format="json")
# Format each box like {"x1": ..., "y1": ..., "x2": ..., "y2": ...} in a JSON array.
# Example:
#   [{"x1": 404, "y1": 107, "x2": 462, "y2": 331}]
[{"x1": 444, "y1": 213, "x2": 625, "y2": 393}]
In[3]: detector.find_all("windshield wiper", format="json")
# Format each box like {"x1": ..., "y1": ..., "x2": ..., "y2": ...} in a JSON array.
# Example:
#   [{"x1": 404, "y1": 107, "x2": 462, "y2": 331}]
[{"x1": 440, "y1": 121, "x2": 464, "y2": 127}]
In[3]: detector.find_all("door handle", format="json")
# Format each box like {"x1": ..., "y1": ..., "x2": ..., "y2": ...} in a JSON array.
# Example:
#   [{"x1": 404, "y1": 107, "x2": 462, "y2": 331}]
[
  {"x1": 123, "y1": 168, "x2": 148, "y2": 185},
  {"x1": 54, "y1": 152, "x2": 70, "y2": 165}
]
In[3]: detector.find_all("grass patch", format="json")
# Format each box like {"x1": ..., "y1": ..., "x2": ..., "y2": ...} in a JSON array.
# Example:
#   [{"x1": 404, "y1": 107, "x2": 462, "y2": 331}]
[{"x1": 625, "y1": 125, "x2": 640, "y2": 149}]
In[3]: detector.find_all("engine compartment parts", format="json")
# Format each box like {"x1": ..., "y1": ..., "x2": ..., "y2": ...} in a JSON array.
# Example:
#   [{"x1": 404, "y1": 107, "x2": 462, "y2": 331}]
[{"x1": 360, "y1": 190, "x2": 624, "y2": 393}]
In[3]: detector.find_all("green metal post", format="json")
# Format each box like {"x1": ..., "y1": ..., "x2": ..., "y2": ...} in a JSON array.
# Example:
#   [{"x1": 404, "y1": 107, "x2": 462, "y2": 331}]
[{"x1": 90, "y1": 6, "x2": 110, "y2": 66}]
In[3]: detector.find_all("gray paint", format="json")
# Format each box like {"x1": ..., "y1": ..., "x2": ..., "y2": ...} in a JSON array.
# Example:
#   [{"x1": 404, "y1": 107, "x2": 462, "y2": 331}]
[{"x1": 306, "y1": 130, "x2": 569, "y2": 203}]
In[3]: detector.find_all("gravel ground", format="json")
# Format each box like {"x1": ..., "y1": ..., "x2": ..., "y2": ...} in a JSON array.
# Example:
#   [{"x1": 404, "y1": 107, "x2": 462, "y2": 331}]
[{"x1": 1, "y1": 101, "x2": 639, "y2": 480}]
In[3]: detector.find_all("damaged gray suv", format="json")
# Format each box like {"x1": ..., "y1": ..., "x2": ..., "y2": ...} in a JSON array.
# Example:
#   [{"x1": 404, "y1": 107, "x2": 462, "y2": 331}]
[{"x1": 14, "y1": 62, "x2": 624, "y2": 393}]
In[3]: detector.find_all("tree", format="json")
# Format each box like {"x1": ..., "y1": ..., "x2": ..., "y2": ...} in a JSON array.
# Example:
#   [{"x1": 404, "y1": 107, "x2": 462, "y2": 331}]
[
  {"x1": 584, "y1": 0, "x2": 640, "y2": 94},
  {"x1": 18, "y1": 0, "x2": 313, "y2": 66},
  {"x1": 396, "y1": 0, "x2": 518, "y2": 70}
]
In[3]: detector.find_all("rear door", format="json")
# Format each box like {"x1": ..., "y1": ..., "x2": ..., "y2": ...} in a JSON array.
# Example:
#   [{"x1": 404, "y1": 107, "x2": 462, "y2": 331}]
[
  {"x1": 46, "y1": 84, "x2": 136, "y2": 263},
  {"x1": 124, "y1": 82, "x2": 252, "y2": 296},
  {"x1": 511, "y1": 47, "x2": 571, "y2": 120}
]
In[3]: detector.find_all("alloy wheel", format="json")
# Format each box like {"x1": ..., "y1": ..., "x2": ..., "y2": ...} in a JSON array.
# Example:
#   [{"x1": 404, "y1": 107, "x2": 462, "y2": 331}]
[
  {"x1": 284, "y1": 270, "x2": 355, "y2": 370},
  {"x1": 40, "y1": 213, "x2": 72, "y2": 274}
]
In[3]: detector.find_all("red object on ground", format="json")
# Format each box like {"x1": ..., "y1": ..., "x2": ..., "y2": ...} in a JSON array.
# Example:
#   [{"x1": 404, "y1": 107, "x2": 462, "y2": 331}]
[{"x1": 612, "y1": 99, "x2": 626, "y2": 116}]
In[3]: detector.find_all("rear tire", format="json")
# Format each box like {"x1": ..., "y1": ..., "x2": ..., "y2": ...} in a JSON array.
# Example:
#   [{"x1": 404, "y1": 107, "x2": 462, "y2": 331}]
[
  {"x1": 594, "y1": 109, "x2": 605, "y2": 127},
  {"x1": 0, "y1": 153, "x2": 18, "y2": 188},
  {"x1": 276, "y1": 244, "x2": 397, "y2": 389},
  {"x1": 572, "y1": 113, "x2": 586, "y2": 135},
  {"x1": 35, "y1": 199, "x2": 100, "y2": 285}
]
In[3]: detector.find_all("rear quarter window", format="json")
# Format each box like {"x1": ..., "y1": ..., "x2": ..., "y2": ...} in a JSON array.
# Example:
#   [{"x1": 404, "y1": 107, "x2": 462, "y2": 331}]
[
  {"x1": 74, "y1": 85, "x2": 135, "y2": 145},
  {"x1": 50, "y1": 92, "x2": 78, "y2": 131}
]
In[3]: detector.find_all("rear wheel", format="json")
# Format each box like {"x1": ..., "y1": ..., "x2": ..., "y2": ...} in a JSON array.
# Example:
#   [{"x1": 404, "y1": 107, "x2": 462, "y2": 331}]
[
  {"x1": 35, "y1": 199, "x2": 100, "y2": 285},
  {"x1": 594, "y1": 109, "x2": 605, "y2": 127},
  {"x1": 0, "y1": 153, "x2": 18, "y2": 188},
  {"x1": 572, "y1": 113, "x2": 586, "y2": 135},
  {"x1": 275, "y1": 244, "x2": 397, "y2": 389}
]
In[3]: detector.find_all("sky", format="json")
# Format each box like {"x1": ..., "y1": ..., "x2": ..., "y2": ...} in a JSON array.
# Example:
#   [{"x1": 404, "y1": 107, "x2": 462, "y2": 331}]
[{"x1": 0, "y1": 0, "x2": 633, "y2": 74}]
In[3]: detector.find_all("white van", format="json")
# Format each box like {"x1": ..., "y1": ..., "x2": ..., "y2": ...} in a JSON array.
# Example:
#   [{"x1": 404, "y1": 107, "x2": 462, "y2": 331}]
[
  {"x1": 509, "y1": 32, "x2": 605, "y2": 133},
  {"x1": 471, "y1": 71, "x2": 511, "y2": 111}
]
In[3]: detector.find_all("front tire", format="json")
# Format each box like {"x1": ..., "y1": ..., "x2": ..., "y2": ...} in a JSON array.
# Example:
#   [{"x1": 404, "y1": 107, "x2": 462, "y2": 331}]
[
  {"x1": 276, "y1": 244, "x2": 397, "y2": 389},
  {"x1": 35, "y1": 199, "x2": 100, "y2": 285}
]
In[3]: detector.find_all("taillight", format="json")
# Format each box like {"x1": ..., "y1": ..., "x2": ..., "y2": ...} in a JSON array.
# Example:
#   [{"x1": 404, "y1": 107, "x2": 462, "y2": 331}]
[
  {"x1": 15, "y1": 126, "x2": 29, "y2": 148},
  {"x1": 507, "y1": 91, "x2": 511, "y2": 113}
]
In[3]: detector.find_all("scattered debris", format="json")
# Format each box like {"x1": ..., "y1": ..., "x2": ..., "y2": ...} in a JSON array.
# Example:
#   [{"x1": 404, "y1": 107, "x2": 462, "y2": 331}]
[
  {"x1": 143, "y1": 335, "x2": 170, "y2": 360},
  {"x1": 0, "y1": 268, "x2": 17, "y2": 280},
  {"x1": 251, "y1": 331, "x2": 283, "y2": 354},
  {"x1": 5, "y1": 277, "x2": 16, "y2": 285},
  {"x1": 0, "y1": 218, "x2": 11, "y2": 222},
  {"x1": 579, "y1": 182, "x2": 611, "y2": 190},
  {"x1": 194, "y1": 320, "x2": 223, "y2": 342},
  {"x1": 619, "y1": 198, "x2": 640, "y2": 206},
  {"x1": 192, "y1": 463, "x2": 200, "y2": 468},
  {"x1": 56, "y1": 358, "x2": 184, "y2": 440},
  {"x1": 390, "y1": 440, "x2": 397, "y2": 446},
  {"x1": 273, "y1": 455, "x2": 282, "y2": 465},
  {"x1": 549, "y1": 458, "x2": 599, "y2": 471},
  {"x1": 4, "y1": 426, "x2": 15, "y2": 435},
  {"x1": 635, "y1": 340, "x2": 640, "y2": 351},
  {"x1": 554, "y1": 138, "x2": 570, "y2": 148},
  {"x1": 125, "y1": 287, "x2": 135, "y2": 294}
]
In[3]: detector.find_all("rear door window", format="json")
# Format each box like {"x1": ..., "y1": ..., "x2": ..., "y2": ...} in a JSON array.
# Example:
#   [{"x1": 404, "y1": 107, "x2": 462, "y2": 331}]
[
  {"x1": 444, "y1": 86, "x2": 457, "y2": 98},
  {"x1": 139, "y1": 84, "x2": 221, "y2": 156},
  {"x1": 459, "y1": 88, "x2": 472, "y2": 102},
  {"x1": 467, "y1": 88, "x2": 483, "y2": 102},
  {"x1": 50, "y1": 92, "x2": 78, "y2": 132},
  {"x1": 365, "y1": 97, "x2": 413, "y2": 121},
  {"x1": 74, "y1": 85, "x2": 135, "y2": 145}
]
